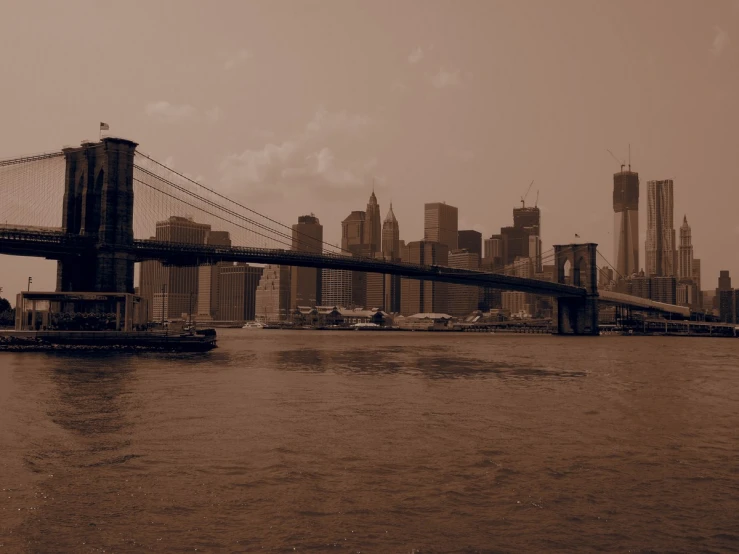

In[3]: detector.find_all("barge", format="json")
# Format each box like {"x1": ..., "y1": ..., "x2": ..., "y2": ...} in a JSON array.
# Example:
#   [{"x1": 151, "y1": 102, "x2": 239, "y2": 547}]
[{"x1": 0, "y1": 329, "x2": 218, "y2": 352}]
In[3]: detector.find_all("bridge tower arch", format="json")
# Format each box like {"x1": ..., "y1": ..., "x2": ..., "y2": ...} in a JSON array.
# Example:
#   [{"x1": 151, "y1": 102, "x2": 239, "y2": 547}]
[
  {"x1": 553, "y1": 243, "x2": 599, "y2": 335},
  {"x1": 56, "y1": 138, "x2": 138, "y2": 293}
]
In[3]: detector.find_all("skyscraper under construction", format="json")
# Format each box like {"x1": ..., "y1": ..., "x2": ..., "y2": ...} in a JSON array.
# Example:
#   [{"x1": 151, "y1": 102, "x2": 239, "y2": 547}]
[{"x1": 613, "y1": 168, "x2": 639, "y2": 278}]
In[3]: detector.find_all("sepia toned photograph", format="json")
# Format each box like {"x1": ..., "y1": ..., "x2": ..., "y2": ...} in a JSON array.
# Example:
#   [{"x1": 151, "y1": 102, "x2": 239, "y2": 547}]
[{"x1": 1, "y1": 0, "x2": 738, "y2": 552}]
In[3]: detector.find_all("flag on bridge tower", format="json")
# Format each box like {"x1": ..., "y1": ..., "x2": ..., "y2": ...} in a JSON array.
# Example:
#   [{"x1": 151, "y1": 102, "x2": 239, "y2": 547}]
[{"x1": 100, "y1": 122, "x2": 109, "y2": 130}]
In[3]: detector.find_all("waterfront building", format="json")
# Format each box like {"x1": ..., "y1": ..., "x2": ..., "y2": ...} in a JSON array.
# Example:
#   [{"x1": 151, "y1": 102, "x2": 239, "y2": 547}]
[
  {"x1": 613, "y1": 169, "x2": 640, "y2": 278},
  {"x1": 321, "y1": 265, "x2": 353, "y2": 308},
  {"x1": 424, "y1": 202, "x2": 458, "y2": 250},
  {"x1": 290, "y1": 214, "x2": 323, "y2": 309},
  {"x1": 645, "y1": 179, "x2": 675, "y2": 277},
  {"x1": 400, "y1": 241, "x2": 448, "y2": 315},
  {"x1": 254, "y1": 265, "x2": 291, "y2": 323}
]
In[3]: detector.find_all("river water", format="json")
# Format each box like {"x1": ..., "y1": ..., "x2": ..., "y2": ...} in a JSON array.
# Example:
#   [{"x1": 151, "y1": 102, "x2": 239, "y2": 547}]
[{"x1": 1, "y1": 330, "x2": 738, "y2": 553}]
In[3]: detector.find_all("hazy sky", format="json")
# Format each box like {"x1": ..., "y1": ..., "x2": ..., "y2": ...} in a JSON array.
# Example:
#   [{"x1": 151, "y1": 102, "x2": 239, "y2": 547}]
[{"x1": 1, "y1": 0, "x2": 738, "y2": 299}]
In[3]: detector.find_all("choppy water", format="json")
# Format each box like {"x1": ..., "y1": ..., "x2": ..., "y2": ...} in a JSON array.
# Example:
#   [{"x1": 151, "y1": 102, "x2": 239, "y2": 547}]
[{"x1": 1, "y1": 330, "x2": 738, "y2": 553}]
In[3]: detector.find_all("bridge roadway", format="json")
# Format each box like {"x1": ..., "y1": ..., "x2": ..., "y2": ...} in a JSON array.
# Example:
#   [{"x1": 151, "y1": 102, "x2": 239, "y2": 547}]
[
  {"x1": 0, "y1": 227, "x2": 700, "y2": 317},
  {"x1": 598, "y1": 290, "x2": 690, "y2": 317},
  {"x1": 0, "y1": 226, "x2": 585, "y2": 297}
]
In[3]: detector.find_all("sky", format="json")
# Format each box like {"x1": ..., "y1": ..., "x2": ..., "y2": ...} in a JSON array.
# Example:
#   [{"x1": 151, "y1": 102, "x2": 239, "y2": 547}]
[{"x1": 1, "y1": 0, "x2": 738, "y2": 301}]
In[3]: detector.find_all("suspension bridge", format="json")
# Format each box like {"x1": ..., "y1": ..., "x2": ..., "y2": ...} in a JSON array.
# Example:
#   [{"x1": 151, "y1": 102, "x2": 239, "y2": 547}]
[{"x1": 0, "y1": 137, "x2": 689, "y2": 335}]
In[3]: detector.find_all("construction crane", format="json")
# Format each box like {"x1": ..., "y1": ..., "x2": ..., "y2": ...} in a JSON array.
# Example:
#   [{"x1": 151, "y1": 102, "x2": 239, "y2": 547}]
[
  {"x1": 607, "y1": 149, "x2": 625, "y2": 172},
  {"x1": 520, "y1": 180, "x2": 534, "y2": 208},
  {"x1": 535, "y1": 190, "x2": 540, "y2": 208}
]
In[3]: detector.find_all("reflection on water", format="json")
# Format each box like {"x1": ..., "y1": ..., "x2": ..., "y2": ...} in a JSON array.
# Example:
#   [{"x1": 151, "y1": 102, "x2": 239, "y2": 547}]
[{"x1": 1, "y1": 331, "x2": 739, "y2": 552}]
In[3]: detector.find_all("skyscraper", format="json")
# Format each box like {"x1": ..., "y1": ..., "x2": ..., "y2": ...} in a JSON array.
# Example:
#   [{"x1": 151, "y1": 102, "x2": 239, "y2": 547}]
[
  {"x1": 218, "y1": 264, "x2": 264, "y2": 321},
  {"x1": 255, "y1": 265, "x2": 291, "y2": 323},
  {"x1": 501, "y1": 206, "x2": 541, "y2": 266},
  {"x1": 613, "y1": 169, "x2": 639, "y2": 278},
  {"x1": 424, "y1": 202, "x2": 458, "y2": 250},
  {"x1": 341, "y1": 192, "x2": 384, "y2": 308},
  {"x1": 367, "y1": 203, "x2": 402, "y2": 312},
  {"x1": 512, "y1": 206, "x2": 541, "y2": 236},
  {"x1": 138, "y1": 216, "x2": 211, "y2": 321},
  {"x1": 678, "y1": 215, "x2": 693, "y2": 282},
  {"x1": 364, "y1": 191, "x2": 381, "y2": 255},
  {"x1": 197, "y1": 230, "x2": 232, "y2": 320},
  {"x1": 645, "y1": 179, "x2": 675, "y2": 277},
  {"x1": 447, "y1": 249, "x2": 481, "y2": 316},
  {"x1": 290, "y1": 214, "x2": 323, "y2": 308},
  {"x1": 400, "y1": 241, "x2": 449, "y2": 315},
  {"x1": 381, "y1": 203, "x2": 400, "y2": 258},
  {"x1": 321, "y1": 266, "x2": 353, "y2": 308},
  {"x1": 457, "y1": 230, "x2": 482, "y2": 261},
  {"x1": 483, "y1": 234, "x2": 504, "y2": 269}
]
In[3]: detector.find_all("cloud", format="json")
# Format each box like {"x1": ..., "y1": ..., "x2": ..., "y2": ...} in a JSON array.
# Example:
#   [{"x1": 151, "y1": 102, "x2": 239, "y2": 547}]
[
  {"x1": 145, "y1": 101, "x2": 197, "y2": 123},
  {"x1": 432, "y1": 68, "x2": 462, "y2": 88},
  {"x1": 391, "y1": 80, "x2": 408, "y2": 92},
  {"x1": 145, "y1": 102, "x2": 224, "y2": 125},
  {"x1": 219, "y1": 108, "x2": 377, "y2": 198},
  {"x1": 224, "y1": 48, "x2": 252, "y2": 70},
  {"x1": 408, "y1": 47, "x2": 424, "y2": 64},
  {"x1": 711, "y1": 26, "x2": 730, "y2": 56},
  {"x1": 205, "y1": 106, "x2": 223, "y2": 123}
]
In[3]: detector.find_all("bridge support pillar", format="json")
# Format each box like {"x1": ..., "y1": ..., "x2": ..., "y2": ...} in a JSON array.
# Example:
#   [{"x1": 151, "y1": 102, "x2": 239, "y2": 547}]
[
  {"x1": 56, "y1": 138, "x2": 138, "y2": 294},
  {"x1": 553, "y1": 243, "x2": 599, "y2": 335}
]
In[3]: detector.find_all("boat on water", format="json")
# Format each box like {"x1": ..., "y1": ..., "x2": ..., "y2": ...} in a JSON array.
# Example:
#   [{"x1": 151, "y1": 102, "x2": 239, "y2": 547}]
[
  {"x1": 242, "y1": 321, "x2": 265, "y2": 329},
  {"x1": 0, "y1": 328, "x2": 218, "y2": 352}
]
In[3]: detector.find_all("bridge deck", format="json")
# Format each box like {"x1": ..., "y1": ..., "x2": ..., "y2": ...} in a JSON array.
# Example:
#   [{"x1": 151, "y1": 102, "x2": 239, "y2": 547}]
[{"x1": 0, "y1": 227, "x2": 699, "y2": 316}]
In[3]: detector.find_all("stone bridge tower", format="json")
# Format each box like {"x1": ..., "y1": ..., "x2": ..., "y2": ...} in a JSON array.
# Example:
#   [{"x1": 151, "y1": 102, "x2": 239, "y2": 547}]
[
  {"x1": 56, "y1": 137, "x2": 138, "y2": 293},
  {"x1": 553, "y1": 243, "x2": 599, "y2": 335}
]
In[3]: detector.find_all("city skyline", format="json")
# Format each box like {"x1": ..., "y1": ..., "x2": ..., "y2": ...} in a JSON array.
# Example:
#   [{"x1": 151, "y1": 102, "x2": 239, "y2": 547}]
[{"x1": 1, "y1": 0, "x2": 738, "y2": 298}]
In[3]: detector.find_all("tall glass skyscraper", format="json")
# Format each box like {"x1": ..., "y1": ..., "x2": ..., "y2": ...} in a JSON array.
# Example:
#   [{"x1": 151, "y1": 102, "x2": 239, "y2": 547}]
[
  {"x1": 612, "y1": 169, "x2": 639, "y2": 278},
  {"x1": 646, "y1": 179, "x2": 675, "y2": 277}
]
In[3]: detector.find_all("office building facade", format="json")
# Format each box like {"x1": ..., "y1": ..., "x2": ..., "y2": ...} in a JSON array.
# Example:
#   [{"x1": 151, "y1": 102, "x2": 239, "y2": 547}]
[
  {"x1": 400, "y1": 241, "x2": 449, "y2": 315},
  {"x1": 447, "y1": 249, "x2": 481, "y2": 316},
  {"x1": 290, "y1": 214, "x2": 323, "y2": 309},
  {"x1": 254, "y1": 265, "x2": 291, "y2": 323},
  {"x1": 218, "y1": 264, "x2": 264, "y2": 321},
  {"x1": 424, "y1": 202, "x2": 458, "y2": 250},
  {"x1": 139, "y1": 216, "x2": 211, "y2": 321},
  {"x1": 646, "y1": 179, "x2": 675, "y2": 277}
]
